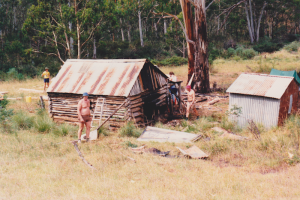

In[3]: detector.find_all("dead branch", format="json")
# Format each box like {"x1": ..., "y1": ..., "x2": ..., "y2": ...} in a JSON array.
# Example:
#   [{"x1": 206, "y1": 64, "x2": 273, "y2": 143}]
[
  {"x1": 80, "y1": 18, "x2": 103, "y2": 48},
  {"x1": 206, "y1": 0, "x2": 216, "y2": 10},
  {"x1": 52, "y1": 31, "x2": 65, "y2": 63},
  {"x1": 152, "y1": 11, "x2": 195, "y2": 46},
  {"x1": 217, "y1": 0, "x2": 247, "y2": 31},
  {"x1": 72, "y1": 141, "x2": 95, "y2": 170}
]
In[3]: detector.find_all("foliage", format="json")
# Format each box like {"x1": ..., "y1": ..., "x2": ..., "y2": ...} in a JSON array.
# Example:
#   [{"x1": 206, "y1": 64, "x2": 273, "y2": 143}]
[
  {"x1": 33, "y1": 111, "x2": 55, "y2": 133},
  {"x1": 0, "y1": 97, "x2": 14, "y2": 133},
  {"x1": 119, "y1": 121, "x2": 141, "y2": 138},
  {"x1": 283, "y1": 41, "x2": 300, "y2": 52},
  {"x1": 12, "y1": 111, "x2": 34, "y2": 130},
  {"x1": 253, "y1": 38, "x2": 283, "y2": 53},
  {"x1": 152, "y1": 56, "x2": 188, "y2": 66},
  {"x1": 123, "y1": 141, "x2": 138, "y2": 148},
  {"x1": 52, "y1": 123, "x2": 76, "y2": 137}
]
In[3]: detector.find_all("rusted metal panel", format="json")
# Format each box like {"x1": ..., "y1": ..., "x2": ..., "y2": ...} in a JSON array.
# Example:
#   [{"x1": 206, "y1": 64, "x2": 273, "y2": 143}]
[
  {"x1": 226, "y1": 73, "x2": 294, "y2": 99},
  {"x1": 47, "y1": 59, "x2": 154, "y2": 97},
  {"x1": 229, "y1": 93, "x2": 280, "y2": 128}
]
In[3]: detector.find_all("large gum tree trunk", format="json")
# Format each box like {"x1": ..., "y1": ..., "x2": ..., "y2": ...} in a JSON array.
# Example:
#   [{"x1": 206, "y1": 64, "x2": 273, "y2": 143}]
[
  {"x1": 194, "y1": 0, "x2": 210, "y2": 93},
  {"x1": 180, "y1": 0, "x2": 209, "y2": 93},
  {"x1": 180, "y1": 0, "x2": 195, "y2": 84}
]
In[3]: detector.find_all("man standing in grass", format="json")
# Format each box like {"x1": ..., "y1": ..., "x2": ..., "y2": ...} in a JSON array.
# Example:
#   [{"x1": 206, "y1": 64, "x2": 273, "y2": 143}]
[
  {"x1": 41, "y1": 67, "x2": 50, "y2": 91},
  {"x1": 185, "y1": 85, "x2": 196, "y2": 120},
  {"x1": 77, "y1": 92, "x2": 91, "y2": 143}
]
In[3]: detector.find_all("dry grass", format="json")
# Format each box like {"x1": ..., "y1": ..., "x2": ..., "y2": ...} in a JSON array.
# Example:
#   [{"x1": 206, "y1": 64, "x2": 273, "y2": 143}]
[{"x1": 1, "y1": 51, "x2": 300, "y2": 199}]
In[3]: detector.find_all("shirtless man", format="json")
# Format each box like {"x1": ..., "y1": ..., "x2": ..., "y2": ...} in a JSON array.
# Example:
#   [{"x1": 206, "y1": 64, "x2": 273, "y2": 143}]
[
  {"x1": 77, "y1": 92, "x2": 91, "y2": 143},
  {"x1": 185, "y1": 85, "x2": 196, "y2": 119}
]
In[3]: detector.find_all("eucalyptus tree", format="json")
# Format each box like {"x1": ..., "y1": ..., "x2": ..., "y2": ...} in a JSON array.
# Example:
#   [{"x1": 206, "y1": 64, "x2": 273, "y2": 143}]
[{"x1": 23, "y1": 0, "x2": 113, "y2": 62}]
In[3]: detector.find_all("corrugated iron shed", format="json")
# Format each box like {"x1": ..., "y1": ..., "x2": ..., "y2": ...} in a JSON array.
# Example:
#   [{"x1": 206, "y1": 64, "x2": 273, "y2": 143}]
[
  {"x1": 226, "y1": 73, "x2": 294, "y2": 99},
  {"x1": 47, "y1": 59, "x2": 166, "y2": 97}
]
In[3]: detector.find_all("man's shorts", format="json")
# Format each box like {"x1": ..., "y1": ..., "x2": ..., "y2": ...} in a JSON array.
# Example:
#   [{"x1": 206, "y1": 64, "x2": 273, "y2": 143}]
[
  {"x1": 78, "y1": 115, "x2": 92, "y2": 123},
  {"x1": 44, "y1": 78, "x2": 49, "y2": 83}
]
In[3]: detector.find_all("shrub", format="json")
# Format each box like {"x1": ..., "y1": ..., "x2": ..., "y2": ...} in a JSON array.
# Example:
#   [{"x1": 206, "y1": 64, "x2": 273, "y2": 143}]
[
  {"x1": 34, "y1": 111, "x2": 55, "y2": 133},
  {"x1": 12, "y1": 111, "x2": 34, "y2": 129},
  {"x1": 226, "y1": 48, "x2": 236, "y2": 58},
  {"x1": 253, "y1": 38, "x2": 283, "y2": 53},
  {"x1": 241, "y1": 49, "x2": 257, "y2": 59},
  {"x1": 0, "y1": 96, "x2": 14, "y2": 133},
  {"x1": 119, "y1": 121, "x2": 142, "y2": 138},
  {"x1": 52, "y1": 124, "x2": 72, "y2": 136},
  {"x1": 283, "y1": 41, "x2": 300, "y2": 52},
  {"x1": 97, "y1": 126, "x2": 109, "y2": 136},
  {"x1": 123, "y1": 141, "x2": 138, "y2": 148}
]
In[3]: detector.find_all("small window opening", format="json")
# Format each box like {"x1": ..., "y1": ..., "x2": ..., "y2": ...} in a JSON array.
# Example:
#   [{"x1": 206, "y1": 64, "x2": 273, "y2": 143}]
[{"x1": 288, "y1": 95, "x2": 293, "y2": 114}]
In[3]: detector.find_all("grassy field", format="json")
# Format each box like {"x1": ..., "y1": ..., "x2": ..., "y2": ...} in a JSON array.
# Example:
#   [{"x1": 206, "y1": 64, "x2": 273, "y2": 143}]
[{"x1": 1, "y1": 50, "x2": 300, "y2": 199}]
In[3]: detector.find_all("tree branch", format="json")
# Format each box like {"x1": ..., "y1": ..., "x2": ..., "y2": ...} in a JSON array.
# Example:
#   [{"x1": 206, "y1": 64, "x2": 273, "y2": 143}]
[
  {"x1": 152, "y1": 11, "x2": 195, "y2": 46},
  {"x1": 80, "y1": 19, "x2": 103, "y2": 48},
  {"x1": 206, "y1": 0, "x2": 216, "y2": 10},
  {"x1": 217, "y1": 0, "x2": 247, "y2": 31},
  {"x1": 52, "y1": 31, "x2": 65, "y2": 63}
]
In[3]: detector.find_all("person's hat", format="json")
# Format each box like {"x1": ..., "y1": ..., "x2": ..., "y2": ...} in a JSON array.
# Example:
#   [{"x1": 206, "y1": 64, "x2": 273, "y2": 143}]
[
  {"x1": 45, "y1": 67, "x2": 49, "y2": 70},
  {"x1": 83, "y1": 92, "x2": 89, "y2": 97},
  {"x1": 186, "y1": 85, "x2": 191, "y2": 89}
]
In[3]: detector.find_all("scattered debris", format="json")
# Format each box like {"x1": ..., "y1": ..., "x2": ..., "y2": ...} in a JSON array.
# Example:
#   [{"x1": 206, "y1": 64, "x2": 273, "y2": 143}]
[
  {"x1": 208, "y1": 98, "x2": 220, "y2": 105},
  {"x1": 176, "y1": 145, "x2": 208, "y2": 159},
  {"x1": 212, "y1": 127, "x2": 248, "y2": 140},
  {"x1": 144, "y1": 148, "x2": 170, "y2": 157},
  {"x1": 71, "y1": 141, "x2": 95, "y2": 170},
  {"x1": 131, "y1": 146, "x2": 170, "y2": 157},
  {"x1": 131, "y1": 146, "x2": 146, "y2": 154},
  {"x1": 7, "y1": 97, "x2": 22, "y2": 100},
  {"x1": 288, "y1": 152, "x2": 294, "y2": 159},
  {"x1": 137, "y1": 126, "x2": 201, "y2": 143}
]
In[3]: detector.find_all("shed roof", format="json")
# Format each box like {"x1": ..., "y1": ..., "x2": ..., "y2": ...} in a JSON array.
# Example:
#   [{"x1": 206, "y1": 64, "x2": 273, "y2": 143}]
[
  {"x1": 270, "y1": 68, "x2": 300, "y2": 84},
  {"x1": 47, "y1": 59, "x2": 165, "y2": 97},
  {"x1": 226, "y1": 73, "x2": 294, "y2": 99}
]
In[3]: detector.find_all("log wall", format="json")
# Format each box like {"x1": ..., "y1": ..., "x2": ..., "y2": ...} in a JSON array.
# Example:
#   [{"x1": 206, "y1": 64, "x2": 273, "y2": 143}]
[{"x1": 48, "y1": 85, "x2": 167, "y2": 128}]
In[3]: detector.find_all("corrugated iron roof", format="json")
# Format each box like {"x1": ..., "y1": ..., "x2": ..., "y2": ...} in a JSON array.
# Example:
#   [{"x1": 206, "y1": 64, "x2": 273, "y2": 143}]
[
  {"x1": 47, "y1": 59, "x2": 150, "y2": 97},
  {"x1": 226, "y1": 73, "x2": 294, "y2": 99}
]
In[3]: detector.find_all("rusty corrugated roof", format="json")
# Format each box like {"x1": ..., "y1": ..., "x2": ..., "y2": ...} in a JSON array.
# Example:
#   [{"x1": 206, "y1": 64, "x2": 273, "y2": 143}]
[
  {"x1": 47, "y1": 59, "x2": 148, "y2": 97},
  {"x1": 226, "y1": 73, "x2": 294, "y2": 99}
]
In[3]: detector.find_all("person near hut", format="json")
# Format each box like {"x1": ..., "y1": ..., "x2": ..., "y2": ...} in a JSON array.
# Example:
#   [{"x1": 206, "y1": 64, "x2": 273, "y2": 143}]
[
  {"x1": 77, "y1": 92, "x2": 92, "y2": 143},
  {"x1": 41, "y1": 67, "x2": 50, "y2": 91},
  {"x1": 185, "y1": 85, "x2": 197, "y2": 120},
  {"x1": 169, "y1": 71, "x2": 177, "y2": 82}
]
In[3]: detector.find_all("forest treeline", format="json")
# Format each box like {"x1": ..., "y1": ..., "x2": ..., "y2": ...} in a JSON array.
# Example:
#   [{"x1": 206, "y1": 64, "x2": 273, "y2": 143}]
[{"x1": 1, "y1": 0, "x2": 300, "y2": 79}]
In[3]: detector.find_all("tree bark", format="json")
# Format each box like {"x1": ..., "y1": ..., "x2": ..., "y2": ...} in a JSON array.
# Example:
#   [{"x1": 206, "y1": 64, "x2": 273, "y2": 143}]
[
  {"x1": 120, "y1": 18, "x2": 125, "y2": 41},
  {"x1": 138, "y1": 10, "x2": 144, "y2": 47},
  {"x1": 256, "y1": 2, "x2": 267, "y2": 42},
  {"x1": 180, "y1": 0, "x2": 195, "y2": 84},
  {"x1": 93, "y1": 37, "x2": 96, "y2": 59},
  {"x1": 193, "y1": 0, "x2": 210, "y2": 93},
  {"x1": 75, "y1": 0, "x2": 81, "y2": 59},
  {"x1": 245, "y1": 2, "x2": 254, "y2": 43},
  {"x1": 164, "y1": 19, "x2": 167, "y2": 34}
]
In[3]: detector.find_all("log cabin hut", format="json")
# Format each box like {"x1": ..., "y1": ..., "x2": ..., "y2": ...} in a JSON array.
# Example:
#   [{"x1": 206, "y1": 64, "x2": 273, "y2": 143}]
[
  {"x1": 226, "y1": 73, "x2": 299, "y2": 129},
  {"x1": 47, "y1": 59, "x2": 168, "y2": 128}
]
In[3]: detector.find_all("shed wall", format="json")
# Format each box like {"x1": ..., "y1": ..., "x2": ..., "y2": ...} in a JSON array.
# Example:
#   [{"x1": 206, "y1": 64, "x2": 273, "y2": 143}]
[
  {"x1": 229, "y1": 93, "x2": 280, "y2": 128},
  {"x1": 48, "y1": 93, "x2": 130, "y2": 127},
  {"x1": 278, "y1": 80, "x2": 299, "y2": 125}
]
